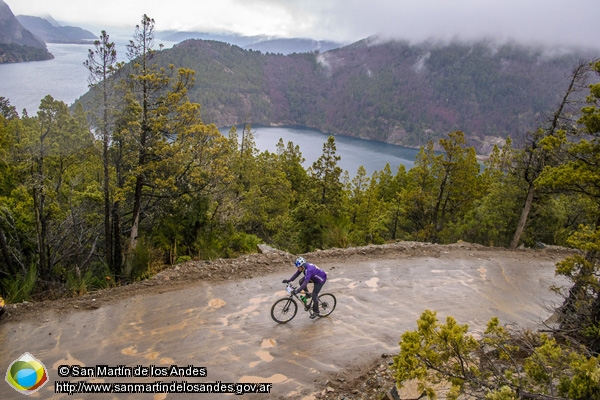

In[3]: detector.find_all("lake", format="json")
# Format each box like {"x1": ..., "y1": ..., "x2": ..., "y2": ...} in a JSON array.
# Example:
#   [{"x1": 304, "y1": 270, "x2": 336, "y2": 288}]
[
  {"x1": 245, "y1": 126, "x2": 415, "y2": 175},
  {"x1": 0, "y1": 43, "x2": 91, "y2": 114},
  {"x1": 0, "y1": 41, "x2": 419, "y2": 176}
]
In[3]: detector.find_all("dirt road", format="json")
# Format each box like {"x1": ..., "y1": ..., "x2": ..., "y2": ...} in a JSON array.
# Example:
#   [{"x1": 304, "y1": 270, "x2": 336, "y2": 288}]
[{"x1": 0, "y1": 242, "x2": 573, "y2": 399}]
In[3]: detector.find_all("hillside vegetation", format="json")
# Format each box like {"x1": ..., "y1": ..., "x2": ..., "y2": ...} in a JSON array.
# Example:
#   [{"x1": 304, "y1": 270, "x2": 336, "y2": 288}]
[
  {"x1": 111, "y1": 37, "x2": 598, "y2": 153},
  {"x1": 0, "y1": 42, "x2": 53, "y2": 63}
]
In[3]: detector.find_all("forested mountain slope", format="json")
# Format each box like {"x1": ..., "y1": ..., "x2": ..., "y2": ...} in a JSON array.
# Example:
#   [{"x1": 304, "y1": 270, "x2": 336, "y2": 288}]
[
  {"x1": 0, "y1": 0, "x2": 52, "y2": 62},
  {"x1": 81, "y1": 36, "x2": 598, "y2": 153}
]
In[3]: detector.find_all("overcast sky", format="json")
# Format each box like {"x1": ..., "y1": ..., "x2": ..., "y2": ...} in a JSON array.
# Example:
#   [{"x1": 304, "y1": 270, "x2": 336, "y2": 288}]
[{"x1": 6, "y1": 0, "x2": 600, "y2": 49}]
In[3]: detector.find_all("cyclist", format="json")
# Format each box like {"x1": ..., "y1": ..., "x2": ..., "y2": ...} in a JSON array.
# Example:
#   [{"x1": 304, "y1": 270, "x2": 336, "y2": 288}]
[{"x1": 282, "y1": 257, "x2": 327, "y2": 319}]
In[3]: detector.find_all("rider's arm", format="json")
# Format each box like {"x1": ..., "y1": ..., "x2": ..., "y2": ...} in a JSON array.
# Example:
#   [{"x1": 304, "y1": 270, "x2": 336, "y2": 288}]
[
  {"x1": 285, "y1": 270, "x2": 301, "y2": 283},
  {"x1": 294, "y1": 271, "x2": 313, "y2": 293}
]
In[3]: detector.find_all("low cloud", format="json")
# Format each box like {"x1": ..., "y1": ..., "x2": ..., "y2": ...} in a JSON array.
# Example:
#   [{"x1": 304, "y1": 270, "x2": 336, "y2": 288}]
[{"x1": 8, "y1": 0, "x2": 600, "y2": 50}]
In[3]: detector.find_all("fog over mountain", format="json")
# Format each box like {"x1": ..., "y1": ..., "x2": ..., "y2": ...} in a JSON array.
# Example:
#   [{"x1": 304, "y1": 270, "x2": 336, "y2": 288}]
[
  {"x1": 16, "y1": 14, "x2": 96, "y2": 44},
  {"x1": 7, "y1": 0, "x2": 600, "y2": 51},
  {"x1": 158, "y1": 30, "x2": 343, "y2": 55}
]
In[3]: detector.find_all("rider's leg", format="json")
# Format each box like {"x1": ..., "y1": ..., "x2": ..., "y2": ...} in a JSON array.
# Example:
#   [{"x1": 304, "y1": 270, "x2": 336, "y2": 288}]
[
  {"x1": 311, "y1": 282, "x2": 324, "y2": 315},
  {"x1": 299, "y1": 277, "x2": 311, "y2": 296}
]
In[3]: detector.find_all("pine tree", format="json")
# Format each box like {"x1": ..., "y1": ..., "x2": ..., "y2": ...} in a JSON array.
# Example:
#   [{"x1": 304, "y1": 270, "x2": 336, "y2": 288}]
[
  {"x1": 15, "y1": 96, "x2": 99, "y2": 281},
  {"x1": 309, "y1": 135, "x2": 343, "y2": 212},
  {"x1": 536, "y1": 59, "x2": 600, "y2": 352},
  {"x1": 84, "y1": 30, "x2": 121, "y2": 274},
  {"x1": 510, "y1": 60, "x2": 591, "y2": 248}
]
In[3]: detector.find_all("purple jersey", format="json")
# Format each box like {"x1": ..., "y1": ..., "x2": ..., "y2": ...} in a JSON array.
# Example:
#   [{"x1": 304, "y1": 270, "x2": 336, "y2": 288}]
[{"x1": 289, "y1": 262, "x2": 327, "y2": 292}]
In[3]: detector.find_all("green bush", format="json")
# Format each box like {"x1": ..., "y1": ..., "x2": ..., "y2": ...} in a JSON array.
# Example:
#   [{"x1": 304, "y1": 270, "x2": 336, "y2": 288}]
[
  {"x1": 1, "y1": 265, "x2": 37, "y2": 303},
  {"x1": 226, "y1": 232, "x2": 261, "y2": 257},
  {"x1": 66, "y1": 266, "x2": 113, "y2": 296},
  {"x1": 394, "y1": 311, "x2": 600, "y2": 400},
  {"x1": 126, "y1": 238, "x2": 163, "y2": 280},
  {"x1": 175, "y1": 255, "x2": 192, "y2": 264}
]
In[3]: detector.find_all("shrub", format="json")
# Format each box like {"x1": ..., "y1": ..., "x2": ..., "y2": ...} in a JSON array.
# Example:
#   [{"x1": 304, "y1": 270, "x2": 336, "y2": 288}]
[{"x1": 1, "y1": 265, "x2": 37, "y2": 303}]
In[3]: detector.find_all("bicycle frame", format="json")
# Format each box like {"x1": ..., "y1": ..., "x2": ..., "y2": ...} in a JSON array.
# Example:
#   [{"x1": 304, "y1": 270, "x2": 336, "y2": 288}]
[{"x1": 285, "y1": 284, "x2": 313, "y2": 311}]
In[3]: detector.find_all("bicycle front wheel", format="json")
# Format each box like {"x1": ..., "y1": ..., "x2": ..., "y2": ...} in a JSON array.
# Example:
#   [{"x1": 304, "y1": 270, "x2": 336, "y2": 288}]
[
  {"x1": 317, "y1": 293, "x2": 336, "y2": 317},
  {"x1": 271, "y1": 298, "x2": 298, "y2": 323}
]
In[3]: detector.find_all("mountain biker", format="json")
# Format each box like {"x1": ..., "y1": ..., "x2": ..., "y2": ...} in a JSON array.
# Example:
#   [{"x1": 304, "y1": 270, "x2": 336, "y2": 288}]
[{"x1": 282, "y1": 257, "x2": 327, "y2": 319}]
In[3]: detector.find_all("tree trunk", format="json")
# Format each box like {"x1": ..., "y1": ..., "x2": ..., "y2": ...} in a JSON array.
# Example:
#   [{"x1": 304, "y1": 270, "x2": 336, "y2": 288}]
[
  {"x1": 112, "y1": 202, "x2": 123, "y2": 277},
  {"x1": 510, "y1": 182, "x2": 535, "y2": 249},
  {"x1": 431, "y1": 173, "x2": 449, "y2": 243},
  {"x1": 34, "y1": 135, "x2": 49, "y2": 279},
  {"x1": 0, "y1": 226, "x2": 15, "y2": 274},
  {"x1": 102, "y1": 87, "x2": 112, "y2": 271},
  {"x1": 129, "y1": 176, "x2": 143, "y2": 250},
  {"x1": 129, "y1": 69, "x2": 149, "y2": 251}
]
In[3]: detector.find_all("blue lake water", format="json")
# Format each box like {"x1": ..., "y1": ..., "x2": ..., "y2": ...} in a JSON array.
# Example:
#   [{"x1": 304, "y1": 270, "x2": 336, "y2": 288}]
[
  {"x1": 0, "y1": 41, "x2": 419, "y2": 176},
  {"x1": 247, "y1": 126, "x2": 415, "y2": 175},
  {"x1": 0, "y1": 43, "x2": 91, "y2": 114}
]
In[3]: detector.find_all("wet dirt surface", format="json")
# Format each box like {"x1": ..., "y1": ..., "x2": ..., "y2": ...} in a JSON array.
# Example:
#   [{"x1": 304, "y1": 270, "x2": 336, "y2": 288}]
[{"x1": 0, "y1": 242, "x2": 575, "y2": 399}]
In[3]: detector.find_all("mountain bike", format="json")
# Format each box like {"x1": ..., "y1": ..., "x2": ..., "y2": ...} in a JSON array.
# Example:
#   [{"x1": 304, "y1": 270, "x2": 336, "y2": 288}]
[{"x1": 270, "y1": 283, "x2": 336, "y2": 323}]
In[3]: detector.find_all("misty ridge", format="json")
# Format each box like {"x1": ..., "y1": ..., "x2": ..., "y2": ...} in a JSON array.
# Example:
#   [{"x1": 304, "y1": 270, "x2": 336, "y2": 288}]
[
  {"x1": 15, "y1": 14, "x2": 96, "y2": 44},
  {"x1": 78, "y1": 32, "x2": 599, "y2": 154}
]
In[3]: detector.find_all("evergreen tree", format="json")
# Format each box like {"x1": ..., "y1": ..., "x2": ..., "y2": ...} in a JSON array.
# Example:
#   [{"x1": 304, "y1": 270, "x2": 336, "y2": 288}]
[
  {"x1": 536, "y1": 59, "x2": 600, "y2": 352},
  {"x1": 225, "y1": 125, "x2": 293, "y2": 247},
  {"x1": 91, "y1": 15, "x2": 233, "y2": 272},
  {"x1": 401, "y1": 141, "x2": 437, "y2": 240},
  {"x1": 456, "y1": 139, "x2": 521, "y2": 246},
  {"x1": 275, "y1": 137, "x2": 306, "y2": 203},
  {"x1": 14, "y1": 96, "x2": 100, "y2": 282},
  {"x1": 388, "y1": 165, "x2": 408, "y2": 240},
  {"x1": 430, "y1": 131, "x2": 481, "y2": 243},
  {"x1": 0, "y1": 106, "x2": 21, "y2": 278},
  {"x1": 84, "y1": 30, "x2": 121, "y2": 274},
  {"x1": 0, "y1": 97, "x2": 18, "y2": 119},
  {"x1": 510, "y1": 60, "x2": 591, "y2": 248},
  {"x1": 124, "y1": 14, "x2": 159, "y2": 251},
  {"x1": 309, "y1": 135, "x2": 343, "y2": 212},
  {"x1": 304, "y1": 135, "x2": 345, "y2": 249},
  {"x1": 348, "y1": 165, "x2": 369, "y2": 226}
]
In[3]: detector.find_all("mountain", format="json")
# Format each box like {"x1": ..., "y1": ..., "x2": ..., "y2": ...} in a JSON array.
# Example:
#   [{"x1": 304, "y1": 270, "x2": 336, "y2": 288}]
[
  {"x1": 157, "y1": 30, "x2": 342, "y2": 55},
  {"x1": 243, "y1": 38, "x2": 342, "y2": 55},
  {"x1": 16, "y1": 15, "x2": 97, "y2": 44},
  {"x1": 78, "y1": 37, "x2": 599, "y2": 154},
  {"x1": 0, "y1": 0, "x2": 52, "y2": 63}
]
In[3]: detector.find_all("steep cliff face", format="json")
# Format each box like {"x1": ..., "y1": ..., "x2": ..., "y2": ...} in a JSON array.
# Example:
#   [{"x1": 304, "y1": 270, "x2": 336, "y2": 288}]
[
  {"x1": 0, "y1": 0, "x2": 53, "y2": 62},
  {"x1": 0, "y1": 0, "x2": 46, "y2": 49}
]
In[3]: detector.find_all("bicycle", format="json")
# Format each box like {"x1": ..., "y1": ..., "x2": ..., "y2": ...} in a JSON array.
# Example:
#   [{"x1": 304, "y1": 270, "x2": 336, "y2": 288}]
[{"x1": 270, "y1": 283, "x2": 336, "y2": 323}]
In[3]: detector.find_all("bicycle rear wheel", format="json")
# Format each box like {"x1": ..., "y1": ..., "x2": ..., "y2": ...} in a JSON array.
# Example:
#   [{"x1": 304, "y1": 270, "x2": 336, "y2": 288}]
[
  {"x1": 271, "y1": 298, "x2": 298, "y2": 323},
  {"x1": 317, "y1": 293, "x2": 336, "y2": 317}
]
